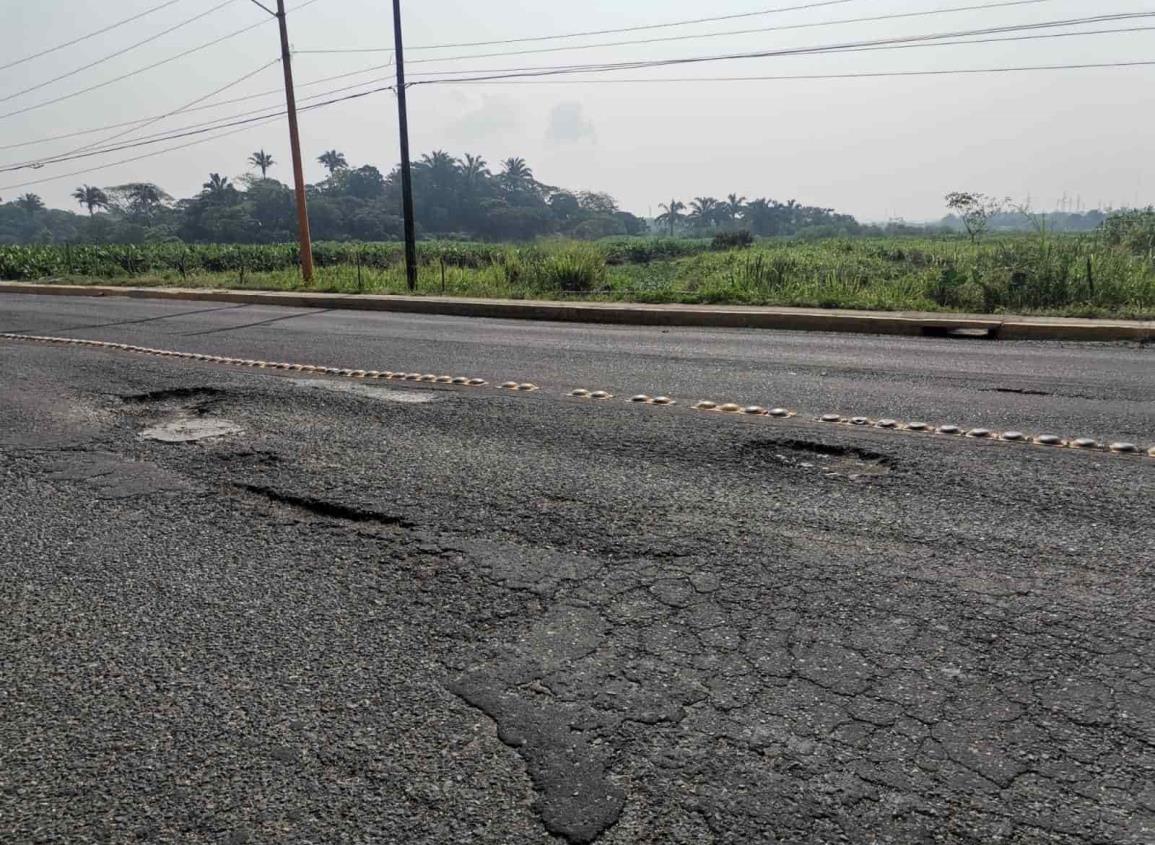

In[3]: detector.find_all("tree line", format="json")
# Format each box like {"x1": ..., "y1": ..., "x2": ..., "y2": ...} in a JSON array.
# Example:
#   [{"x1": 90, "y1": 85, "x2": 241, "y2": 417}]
[
  {"x1": 0, "y1": 148, "x2": 864, "y2": 245},
  {"x1": 656, "y1": 195, "x2": 859, "y2": 238}
]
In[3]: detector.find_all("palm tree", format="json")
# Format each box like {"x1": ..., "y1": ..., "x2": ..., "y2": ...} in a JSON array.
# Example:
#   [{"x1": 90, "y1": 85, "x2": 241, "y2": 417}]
[
  {"x1": 109, "y1": 182, "x2": 170, "y2": 220},
  {"x1": 248, "y1": 149, "x2": 275, "y2": 177},
  {"x1": 722, "y1": 193, "x2": 747, "y2": 224},
  {"x1": 15, "y1": 193, "x2": 44, "y2": 214},
  {"x1": 459, "y1": 153, "x2": 489, "y2": 188},
  {"x1": 744, "y1": 198, "x2": 773, "y2": 235},
  {"x1": 317, "y1": 149, "x2": 348, "y2": 175},
  {"x1": 656, "y1": 199, "x2": 685, "y2": 237},
  {"x1": 499, "y1": 156, "x2": 533, "y2": 190},
  {"x1": 689, "y1": 196, "x2": 720, "y2": 230},
  {"x1": 71, "y1": 185, "x2": 109, "y2": 215},
  {"x1": 417, "y1": 150, "x2": 459, "y2": 189},
  {"x1": 202, "y1": 173, "x2": 232, "y2": 197}
]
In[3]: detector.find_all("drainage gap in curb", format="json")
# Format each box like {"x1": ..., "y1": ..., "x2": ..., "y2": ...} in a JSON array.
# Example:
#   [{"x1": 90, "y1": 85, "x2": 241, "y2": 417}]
[{"x1": 919, "y1": 325, "x2": 1000, "y2": 340}]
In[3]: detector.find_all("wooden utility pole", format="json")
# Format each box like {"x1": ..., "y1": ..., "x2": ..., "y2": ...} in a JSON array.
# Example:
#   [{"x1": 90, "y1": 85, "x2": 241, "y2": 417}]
[
  {"x1": 275, "y1": 0, "x2": 315, "y2": 283},
  {"x1": 392, "y1": 0, "x2": 418, "y2": 292}
]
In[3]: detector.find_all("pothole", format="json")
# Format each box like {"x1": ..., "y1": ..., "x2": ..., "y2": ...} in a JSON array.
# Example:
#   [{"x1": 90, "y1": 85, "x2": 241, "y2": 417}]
[
  {"x1": 742, "y1": 438, "x2": 893, "y2": 479},
  {"x1": 141, "y1": 417, "x2": 242, "y2": 443},
  {"x1": 119, "y1": 386, "x2": 228, "y2": 424},
  {"x1": 121, "y1": 387, "x2": 227, "y2": 404}
]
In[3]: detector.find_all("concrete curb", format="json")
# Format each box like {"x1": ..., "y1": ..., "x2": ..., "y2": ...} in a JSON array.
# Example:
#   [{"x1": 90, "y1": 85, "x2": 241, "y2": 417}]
[{"x1": 2, "y1": 282, "x2": 1151, "y2": 342}]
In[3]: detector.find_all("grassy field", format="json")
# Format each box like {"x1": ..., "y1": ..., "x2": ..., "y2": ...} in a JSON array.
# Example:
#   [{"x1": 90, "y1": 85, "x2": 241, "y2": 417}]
[{"x1": 3, "y1": 234, "x2": 1154, "y2": 318}]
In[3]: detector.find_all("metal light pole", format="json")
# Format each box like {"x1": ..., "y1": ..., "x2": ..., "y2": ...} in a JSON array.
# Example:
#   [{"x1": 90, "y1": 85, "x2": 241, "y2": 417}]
[{"x1": 392, "y1": 0, "x2": 418, "y2": 292}]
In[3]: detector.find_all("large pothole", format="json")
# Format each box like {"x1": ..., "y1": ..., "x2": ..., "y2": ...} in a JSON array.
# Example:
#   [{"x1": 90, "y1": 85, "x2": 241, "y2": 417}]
[{"x1": 141, "y1": 417, "x2": 242, "y2": 443}]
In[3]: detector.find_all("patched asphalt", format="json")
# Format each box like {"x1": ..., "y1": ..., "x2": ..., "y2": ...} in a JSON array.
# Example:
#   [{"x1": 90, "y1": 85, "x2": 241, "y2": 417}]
[{"x1": 1, "y1": 300, "x2": 1153, "y2": 844}]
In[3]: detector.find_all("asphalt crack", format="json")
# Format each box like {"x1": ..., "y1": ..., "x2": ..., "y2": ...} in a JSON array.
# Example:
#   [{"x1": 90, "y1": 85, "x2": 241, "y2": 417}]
[
  {"x1": 236, "y1": 483, "x2": 415, "y2": 527},
  {"x1": 988, "y1": 386, "x2": 1053, "y2": 397}
]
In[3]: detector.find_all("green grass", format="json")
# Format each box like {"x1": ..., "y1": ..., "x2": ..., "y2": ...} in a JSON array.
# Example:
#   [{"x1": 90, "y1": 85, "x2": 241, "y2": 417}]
[{"x1": 4, "y1": 234, "x2": 1154, "y2": 319}]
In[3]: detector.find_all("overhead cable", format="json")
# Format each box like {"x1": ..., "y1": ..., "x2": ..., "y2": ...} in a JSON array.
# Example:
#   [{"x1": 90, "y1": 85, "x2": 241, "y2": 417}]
[
  {"x1": 0, "y1": 0, "x2": 240, "y2": 105},
  {"x1": 428, "y1": 59, "x2": 1155, "y2": 86},
  {"x1": 0, "y1": 117, "x2": 286, "y2": 192},
  {"x1": 403, "y1": 13, "x2": 1155, "y2": 83},
  {"x1": 406, "y1": 23, "x2": 1155, "y2": 81},
  {"x1": 4, "y1": 56, "x2": 1152, "y2": 191},
  {"x1": 398, "y1": 0, "x2": 868, "y2": 50},
  {"x1": 0, "y1": 0, "x2": 187, "y2": 72},
  {"x1": 0, "y1": 84, "x2": 394, "y2": 176},
  {"x1": 297, "y1": 0, "x2": 1063, "y2": 62},
  {"x1": 0, "y1": 0, "x2": 323, "y2": 122}
]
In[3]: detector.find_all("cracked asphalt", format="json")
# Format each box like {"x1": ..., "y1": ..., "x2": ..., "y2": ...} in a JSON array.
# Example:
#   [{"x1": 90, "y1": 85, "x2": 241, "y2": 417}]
[{"x1": 1, "y1": 294, "x2": 1153, "y2": 844}]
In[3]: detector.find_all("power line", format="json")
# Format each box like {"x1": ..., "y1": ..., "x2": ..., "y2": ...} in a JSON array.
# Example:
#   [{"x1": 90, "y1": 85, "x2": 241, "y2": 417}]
[
  {"x1": 5, "y1": 56, "x2": 1152, "y2": 193},
  {"x1": 0, "y1": 59, "x2": 391, "y2": 154},
  {"x1": 56, "y1": 72, "x2": 393, "y2": 160},
  {"x1": 402, "y1": 13, "x2": 1155, "y2": 83},
  {"x1": 297, "y1": 0, "x2": 1063, "y2": 62},
  {"x1": 0, "y1": 0, "x2": 187, "y2": 72},
  {"x1": 0, "y1": 116, "x2": 285, "y2": 193},
  {"x1": 426, "y1": 59, "x2": 1155, "y2": 86},
  {"x1": 0, "y1": 19, "x2": 271, "y2": 122},
  {"x1": 63, "y1": 58, "x2": 282, "y2": 159},
  {"x1": 0, "y1": 0, "x2": 324, "y2": 122},
  {"x1": 0, "y1": 0, "x2": 240, "y2": 105},
  {"x1": 407, "y1": 23, "x2": 1155, "y2": 81},
  {"x1": 0, "y1": 84, "x2": 395, "y2": 191},
  {"x1": 0, "y1": 59, "x2": 281, "y2": 180},
  {"x1": 4, "y1": 12, "x2": 1147, "y2": 159},
  {"x1": 402, "y1": 0, "x2": 868, "y2": 50},
  {"x1": 0, "y1": 84, "x2": 395, "y2": 176},
  {"x1": 7, "y1": 9, "x2": 1152, "y2": 179},
  {"x1": 9, "y1": 19, "x2": 1153, "y2": 176}
]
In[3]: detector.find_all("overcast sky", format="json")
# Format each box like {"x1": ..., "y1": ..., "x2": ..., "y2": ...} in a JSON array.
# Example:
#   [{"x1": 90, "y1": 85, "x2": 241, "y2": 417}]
[{"x1": 2, "y1": 0, "x2": 1152, "y2": 221}]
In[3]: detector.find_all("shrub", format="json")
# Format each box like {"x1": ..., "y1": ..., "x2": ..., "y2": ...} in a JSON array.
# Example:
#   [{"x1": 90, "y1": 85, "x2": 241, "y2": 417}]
[
  {"x1": 531, "y1": 245, "x2": 606, "y2": 292},
  {"x1": 711, "y1": 230, "x2": 754, "y2": 250},
  {"x1": 1101, "y1": 208, "x2": 1155, "y2": 257}
]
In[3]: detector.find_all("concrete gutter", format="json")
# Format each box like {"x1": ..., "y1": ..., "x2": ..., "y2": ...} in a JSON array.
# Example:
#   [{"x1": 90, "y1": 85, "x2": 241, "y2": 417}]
[{"x1": 2, "y1": 282, "x2": 1151, "y2": 342}]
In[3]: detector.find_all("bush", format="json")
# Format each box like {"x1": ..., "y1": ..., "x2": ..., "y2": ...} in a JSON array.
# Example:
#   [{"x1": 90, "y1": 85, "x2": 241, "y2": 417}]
[
  {"x1": 1101, "y1": 208, "x2": 1155, "y2": 257},
  {"x1": 599, "y1": 237, "x2": 711, "y2": 265},
  {"x1": 531, "y1": 245, "x2": 606, "y2": 292},
  {"x1": 711, "y1": 230, "x2": 754, "y2": 250}
]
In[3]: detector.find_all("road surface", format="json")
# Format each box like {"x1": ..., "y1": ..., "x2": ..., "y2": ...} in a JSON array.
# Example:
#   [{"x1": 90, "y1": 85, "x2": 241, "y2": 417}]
[{"x1": 2, "y1": 293, "x2": 1153, "y2": 844}]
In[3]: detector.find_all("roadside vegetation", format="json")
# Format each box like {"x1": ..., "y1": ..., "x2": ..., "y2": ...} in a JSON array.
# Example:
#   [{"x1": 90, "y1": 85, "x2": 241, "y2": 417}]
[
  {"x1": 1, "y1": 144, "x2": 1151, "y2": 317},
  {"x1": 0, "y1": 150, "x2": 853, "y2": 246},
  {"x1": 4, "y1": 214, "x2": 1154, "y2": 318}
]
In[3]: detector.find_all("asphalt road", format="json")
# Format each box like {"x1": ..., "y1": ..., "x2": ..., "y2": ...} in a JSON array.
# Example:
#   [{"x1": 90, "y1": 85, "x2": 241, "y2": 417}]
[
  {"x1": 2, "y1": 293, "x2": 1152, "y2": 443},
  {"x1": 1, "y1": 293, "x2": 1153, "y2": 844}
]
